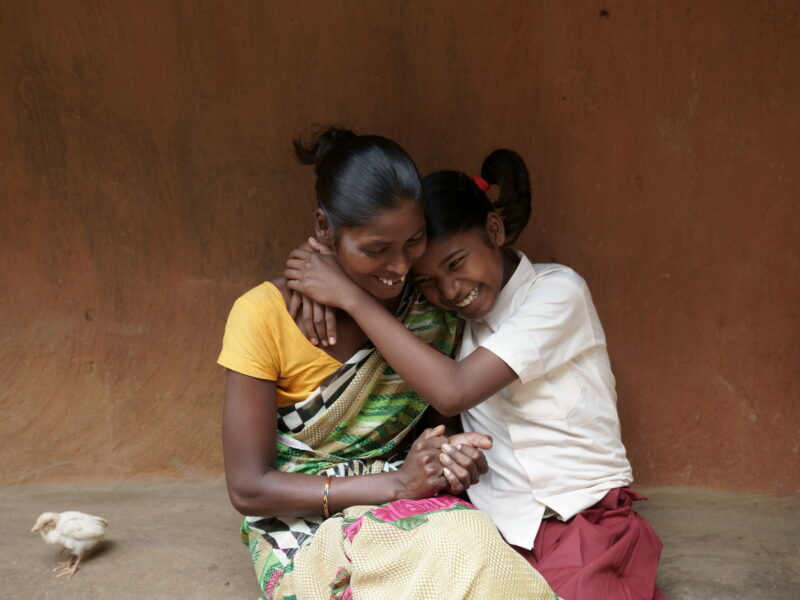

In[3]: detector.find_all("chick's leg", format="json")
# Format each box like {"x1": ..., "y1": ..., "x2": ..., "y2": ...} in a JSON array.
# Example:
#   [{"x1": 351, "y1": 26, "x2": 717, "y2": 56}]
[
  {"x1": 54, "y1": 555, "x2": 78, "y2": 578},
  {"x1": 52, "y1": 557, "x2": 74, "y2": 572}
]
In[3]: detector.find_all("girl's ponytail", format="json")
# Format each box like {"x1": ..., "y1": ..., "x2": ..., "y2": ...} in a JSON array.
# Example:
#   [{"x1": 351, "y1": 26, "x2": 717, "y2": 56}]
[{"x1": 480, "y1": 149, "x2": 531, "y2": 246}]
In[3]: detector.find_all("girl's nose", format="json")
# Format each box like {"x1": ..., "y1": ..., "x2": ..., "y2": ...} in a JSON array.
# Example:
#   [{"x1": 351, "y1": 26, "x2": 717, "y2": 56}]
[{"x1": 439, "y1": 277, "x2": 459, "y2": 301}]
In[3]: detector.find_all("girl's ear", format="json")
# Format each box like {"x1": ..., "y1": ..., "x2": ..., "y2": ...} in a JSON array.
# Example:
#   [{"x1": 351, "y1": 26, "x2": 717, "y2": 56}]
[
  {"x1": 485, "y1": 212, "x2": 506, "y2": 247},
  {"x1": 314, "y1": 209, "x2": 336, "y2": 246}
]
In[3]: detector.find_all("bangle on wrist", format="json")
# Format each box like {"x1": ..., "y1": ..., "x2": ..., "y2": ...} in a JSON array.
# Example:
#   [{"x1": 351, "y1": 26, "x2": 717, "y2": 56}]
[{"x1": 322, "y1": 475, "x2": 333, "y2": 518}]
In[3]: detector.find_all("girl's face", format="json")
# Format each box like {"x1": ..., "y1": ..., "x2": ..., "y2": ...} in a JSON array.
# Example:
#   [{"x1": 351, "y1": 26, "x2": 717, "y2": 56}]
[
  {"x1": 410, "y1": 215, "x2": 506, "y2": 320},
  {"x1": 328, "y1": 199, "x2": 427, "y2": 301}
]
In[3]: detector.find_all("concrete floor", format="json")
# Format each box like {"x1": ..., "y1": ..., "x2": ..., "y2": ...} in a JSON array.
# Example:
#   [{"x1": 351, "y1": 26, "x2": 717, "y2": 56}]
[{"x1": 1, "y1": 480, "x2": 797, "y2": 599}]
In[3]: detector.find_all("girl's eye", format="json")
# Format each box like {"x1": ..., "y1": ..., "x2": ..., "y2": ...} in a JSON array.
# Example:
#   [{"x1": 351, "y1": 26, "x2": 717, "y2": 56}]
[
  {"x1": 363, "y1": 247, "x2": 386, "y2": 257},
  {"x1": 449, "y1": 256, "x2": 465, "y2": 269},
  {"x1": 406, "y1": 233, "x2": 424, "y2": 245}
]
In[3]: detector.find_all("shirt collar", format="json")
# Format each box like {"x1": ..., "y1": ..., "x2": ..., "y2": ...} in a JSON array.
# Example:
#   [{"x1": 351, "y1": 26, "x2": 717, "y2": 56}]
[{"x1": 478, "y1": 251, "x2": 536, "y2": 332}]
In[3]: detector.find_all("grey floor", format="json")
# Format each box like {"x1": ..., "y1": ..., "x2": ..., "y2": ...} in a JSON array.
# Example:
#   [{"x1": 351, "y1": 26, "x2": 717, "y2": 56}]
[{"x1": 1, "y1": 480, "x2": 797, "y2": 599}]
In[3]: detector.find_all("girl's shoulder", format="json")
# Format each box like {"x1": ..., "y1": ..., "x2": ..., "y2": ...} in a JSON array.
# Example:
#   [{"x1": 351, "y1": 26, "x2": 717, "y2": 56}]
[{"x1": 528, "y1": 263, "x2": 586, "y2": 288}]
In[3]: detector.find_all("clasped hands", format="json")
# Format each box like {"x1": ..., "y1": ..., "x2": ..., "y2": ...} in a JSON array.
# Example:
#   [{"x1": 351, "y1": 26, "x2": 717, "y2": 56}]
[{"x1": 399, "y1": 425, "x2": 493, "y2": 498}]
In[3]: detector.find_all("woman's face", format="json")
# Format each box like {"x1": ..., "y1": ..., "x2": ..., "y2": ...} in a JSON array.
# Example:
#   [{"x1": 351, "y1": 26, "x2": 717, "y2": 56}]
[{"x1": 332, "y1": 199, "x2": 427, "y2": 301}]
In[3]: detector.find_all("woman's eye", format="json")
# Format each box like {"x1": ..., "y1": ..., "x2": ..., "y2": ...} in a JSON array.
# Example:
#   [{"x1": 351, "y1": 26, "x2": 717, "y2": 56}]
[
  {"x1": 406, "y1": 234, "x2": 424, "y2": 245},
  {"x1": 363, "y1": 247, "x2": 386, "y2": 257}
]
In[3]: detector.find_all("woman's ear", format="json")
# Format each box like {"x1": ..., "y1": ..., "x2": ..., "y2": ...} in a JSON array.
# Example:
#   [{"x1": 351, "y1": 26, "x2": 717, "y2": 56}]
[
  {"x1": 314, "y1": 209, "x2": 336, "y2": 246},
  {"x1": 485, "y1": 212, "x2": 506, "y2": 247}
]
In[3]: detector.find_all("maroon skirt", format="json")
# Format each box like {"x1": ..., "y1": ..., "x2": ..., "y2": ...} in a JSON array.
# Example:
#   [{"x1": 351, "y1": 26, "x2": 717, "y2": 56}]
[{"x1": 513, "y1": 488, "x2": 665, "y2": 600}]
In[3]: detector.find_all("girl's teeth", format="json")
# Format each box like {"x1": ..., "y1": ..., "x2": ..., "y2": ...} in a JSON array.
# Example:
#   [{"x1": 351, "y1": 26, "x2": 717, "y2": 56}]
[{"x1": 455, "y1": 286, "x2": 479, "y2": 308}]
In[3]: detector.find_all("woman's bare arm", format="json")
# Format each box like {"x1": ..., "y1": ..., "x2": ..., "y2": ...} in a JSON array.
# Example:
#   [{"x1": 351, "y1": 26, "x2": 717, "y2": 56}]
[{"x1": 222, "y1": 370, "x2": 473, "y2": 516}]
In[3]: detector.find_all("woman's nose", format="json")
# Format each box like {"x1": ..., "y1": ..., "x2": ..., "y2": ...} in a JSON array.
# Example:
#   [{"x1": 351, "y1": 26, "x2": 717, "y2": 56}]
[{"x1": 386, "y1": 250, "x2": 412, "y2": 276}]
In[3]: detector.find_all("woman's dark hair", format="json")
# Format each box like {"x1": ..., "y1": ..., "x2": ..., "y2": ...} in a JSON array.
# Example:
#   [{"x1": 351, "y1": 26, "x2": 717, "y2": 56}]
[
  {"x1": 422, "y1": 149, "x2": 531, "y2": 246},
  {"x1": 294, "y1": 127, "x2": 423, "y2": 232}
]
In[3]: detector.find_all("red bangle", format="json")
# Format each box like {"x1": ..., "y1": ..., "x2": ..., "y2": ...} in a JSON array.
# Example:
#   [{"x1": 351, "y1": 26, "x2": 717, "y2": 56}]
[{"x1": 322, "y1": 475, "x2": 333, "y2": 518}]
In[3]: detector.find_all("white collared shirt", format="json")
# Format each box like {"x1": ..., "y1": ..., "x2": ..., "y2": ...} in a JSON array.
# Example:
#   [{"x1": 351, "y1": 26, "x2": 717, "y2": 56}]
[{"x1": 459, "y1": 252, "x2": 633, "y2": 549}]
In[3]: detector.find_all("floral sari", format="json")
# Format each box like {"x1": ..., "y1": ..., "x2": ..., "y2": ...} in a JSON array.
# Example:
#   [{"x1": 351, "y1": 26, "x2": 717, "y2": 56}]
[{"x1": 241, "y1": 290, "x2": 556, "y2": 599}]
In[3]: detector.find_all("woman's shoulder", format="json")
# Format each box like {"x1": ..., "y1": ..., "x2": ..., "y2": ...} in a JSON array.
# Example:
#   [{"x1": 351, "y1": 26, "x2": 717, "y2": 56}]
[{"x1": 234, "y1": 279, "x2": 292, "y2": 311}]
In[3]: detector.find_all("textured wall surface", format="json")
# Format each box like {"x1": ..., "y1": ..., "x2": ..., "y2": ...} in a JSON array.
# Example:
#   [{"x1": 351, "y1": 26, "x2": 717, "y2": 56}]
[{"x1": 1, "y1": 1, "x2": 798, "y2": 492}]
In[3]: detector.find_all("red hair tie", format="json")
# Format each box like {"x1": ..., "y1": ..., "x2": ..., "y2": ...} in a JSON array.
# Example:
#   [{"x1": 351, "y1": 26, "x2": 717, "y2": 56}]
[{"x1": 472, "y1": 176, "x2": 490, "y2": 192}]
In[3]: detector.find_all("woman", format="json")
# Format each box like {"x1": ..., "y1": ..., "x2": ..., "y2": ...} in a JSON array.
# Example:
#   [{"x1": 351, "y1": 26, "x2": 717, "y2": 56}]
[{"x1": 218, "y1": 128, "x2": 556, "y2": 599}]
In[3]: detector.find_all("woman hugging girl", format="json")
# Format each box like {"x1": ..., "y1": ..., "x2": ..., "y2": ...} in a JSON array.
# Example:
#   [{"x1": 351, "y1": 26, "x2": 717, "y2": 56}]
[
  {"x1": 219, "y1": 128, "x2": 557, "y2": 599},
  {"x1": 287, "y1": 142, "x2": 665, "y2": 600}
]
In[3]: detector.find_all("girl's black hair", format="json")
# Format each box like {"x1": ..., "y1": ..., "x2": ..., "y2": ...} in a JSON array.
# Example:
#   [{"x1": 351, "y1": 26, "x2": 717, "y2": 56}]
[
  {"x1": 294, "y1": 127, "x2": 423, "y2": 232},
  {"x1": 422, "y1": 149, "x2": 531, "y2": 246}
]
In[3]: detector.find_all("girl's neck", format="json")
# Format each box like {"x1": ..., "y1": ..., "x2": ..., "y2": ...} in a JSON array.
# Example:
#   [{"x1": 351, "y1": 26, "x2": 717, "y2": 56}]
[{"x1": 499, "y1": 247, "x2": 521, "y2": 290}]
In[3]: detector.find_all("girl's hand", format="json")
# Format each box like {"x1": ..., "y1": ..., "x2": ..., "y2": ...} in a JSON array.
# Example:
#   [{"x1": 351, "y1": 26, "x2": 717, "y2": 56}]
[
  {"x1": 285, "y1": 239, "x2": 339, "y2": 346},
  {"x1": 288, "y1": 290, "x2": 338, "y2": 346},
  {"x1": 285, "y1": 240, "x2": 359, "y2": 310},
  {"x1": 394, "y1": 425, "x2": 449, "y2": 499},
  {"x1": 440, "y1": 432, "x2": 492, "y2": 494}
]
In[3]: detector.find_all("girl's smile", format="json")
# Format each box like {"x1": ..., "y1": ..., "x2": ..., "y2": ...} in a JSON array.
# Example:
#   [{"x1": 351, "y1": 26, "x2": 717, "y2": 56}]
[{"x1": 411, "y1": 214, "x2": 518, "y2": 319}]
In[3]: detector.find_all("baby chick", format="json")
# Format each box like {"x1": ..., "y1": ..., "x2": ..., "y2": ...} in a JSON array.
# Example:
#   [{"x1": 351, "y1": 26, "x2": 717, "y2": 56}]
[{"x1": 31, "y1": 511, "x2": 108, "y2": 578}]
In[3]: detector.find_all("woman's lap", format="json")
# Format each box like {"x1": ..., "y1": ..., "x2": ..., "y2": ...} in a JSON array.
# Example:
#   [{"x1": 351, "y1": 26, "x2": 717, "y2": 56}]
[{"x1": 250, "y1": 495, "x2": 557, "y2": 600}]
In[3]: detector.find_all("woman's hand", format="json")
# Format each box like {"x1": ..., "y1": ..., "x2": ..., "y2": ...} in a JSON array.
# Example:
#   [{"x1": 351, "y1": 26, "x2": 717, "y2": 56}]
[
  {"x1": 394, "y1": 425, "x2": 449, "y2": 499},
  {"x1": 285, "y1": 240, "x2": 361, "y2": 310}
]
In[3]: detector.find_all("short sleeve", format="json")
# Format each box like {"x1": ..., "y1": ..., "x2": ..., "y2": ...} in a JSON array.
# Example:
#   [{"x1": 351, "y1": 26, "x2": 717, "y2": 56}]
[
  {"x1": 217, "y1": 295, "x2": 279, "y2": 381},
  {"x1": 480, "y1": 276, "x2": 597, "y2": 383}
]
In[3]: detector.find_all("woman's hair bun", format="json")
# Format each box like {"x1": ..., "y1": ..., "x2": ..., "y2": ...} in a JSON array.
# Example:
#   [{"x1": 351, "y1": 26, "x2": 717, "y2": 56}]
[{"x1": 293, "y1": 127, "x2": 357, "y2": 174}]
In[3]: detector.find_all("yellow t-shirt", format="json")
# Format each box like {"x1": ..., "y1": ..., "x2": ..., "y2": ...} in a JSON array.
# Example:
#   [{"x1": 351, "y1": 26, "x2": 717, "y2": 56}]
[{"x1": 217, "y1": 282, "x2": 343, "y2": 407}]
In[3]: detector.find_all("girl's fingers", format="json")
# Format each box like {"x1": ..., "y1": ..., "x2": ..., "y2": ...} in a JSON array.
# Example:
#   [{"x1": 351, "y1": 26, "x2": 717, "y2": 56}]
[
  {"x1": 301, "y1": 291, "x2": 317, "y2": 345},
  {"x1": 449, "y1": 444, "x2": 488, "y2": 480},
  {"x1": 440, "y1": 450, "x2": 472, "y2": 485},
  {"x1": 442, "y1": 444, "x2": 481, "y2": 484},
  {"x1": 285, "y1": 258, "x2": 308, "y2": 271},
  {"x1": 324, "y1": 305, "x2": 337, "y2": 345},
  {"x1": 283, "y1": 269, "x2": 305, "y2": 284},
  {"x1": 442, "y1": 468, "x2": 462, "y2": 493},
  {"x1": 289, "y1": 248, "x2": 312, "y2": 260},
  {"x1": 311, "y1": 300, "x2": 328, "y2": 346},
  {"x1": 287, "y1": 291, "x2": 301, "y2": 320}
]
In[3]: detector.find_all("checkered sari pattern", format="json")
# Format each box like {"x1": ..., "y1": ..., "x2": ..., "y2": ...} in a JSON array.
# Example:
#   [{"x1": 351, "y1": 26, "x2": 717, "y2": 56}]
[{"x1": 242, "y1": 290, "x2": 462, "y2": 597}]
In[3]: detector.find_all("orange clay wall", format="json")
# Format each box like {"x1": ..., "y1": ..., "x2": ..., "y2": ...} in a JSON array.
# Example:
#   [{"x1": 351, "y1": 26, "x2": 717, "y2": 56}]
[{"x1": 1, "y1": 1, "x2": 798, "y2": 493}]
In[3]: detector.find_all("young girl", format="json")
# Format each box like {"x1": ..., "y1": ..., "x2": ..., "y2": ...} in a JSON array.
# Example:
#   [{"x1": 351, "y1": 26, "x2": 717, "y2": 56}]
[
  {"x1": 219, "y1": 130, "x2": 556, "y2": 599},
  {"x1": 286, "y1": 149, "x2": 665, "y2": 600}
]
